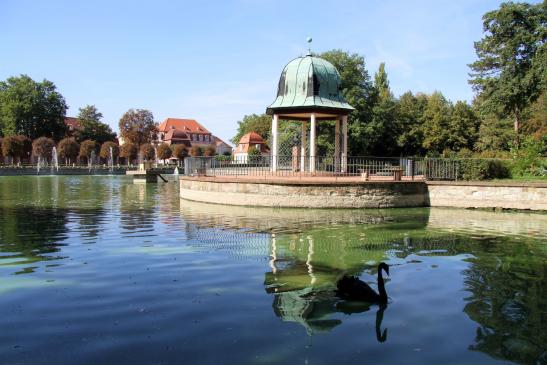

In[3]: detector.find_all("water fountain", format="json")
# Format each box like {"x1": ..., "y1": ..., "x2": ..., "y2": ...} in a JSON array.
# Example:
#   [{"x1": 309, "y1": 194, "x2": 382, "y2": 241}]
[
  {"x1": 88, "y1": 150, "x2": 96, "y2": 172},
  {"x1": 51, "y1": 146, "x2": 59, "y2": 173},
  {"x1": 36, "y1": 156, "x2": 44, "y2": 174},
  {"x1": 153, "y1": 145, "x2": 158, "y2": 168},
  {"x1": 108, "y1": 146, "x2": 114, "y2": 173},
  {"x1": 173, "y1": 166, "x2": 179, "y2": 175}
]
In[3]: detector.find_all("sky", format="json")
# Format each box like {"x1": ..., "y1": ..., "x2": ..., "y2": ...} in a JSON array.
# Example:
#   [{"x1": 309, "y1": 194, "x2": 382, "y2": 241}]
[{"x1": 0, "y1": 0, "x2": 518, "y2": 144}]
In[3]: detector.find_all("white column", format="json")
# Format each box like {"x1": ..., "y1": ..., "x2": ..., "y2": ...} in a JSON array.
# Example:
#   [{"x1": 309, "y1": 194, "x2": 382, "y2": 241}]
[
  {"x1": 300, "y1": 121, "x2": 307, "y2": 172},
  {"x1": 342, "y1": 115, "x2": 348, "y2": 173},
  {"x1": 309, "y1": 113, "x2": 316, "y2": 173},
  {"x1": 334, "y1": 118, "x2": 341, "y2": 172},
  {"x1": 271, "y1": 114, "x2": 278, "y2": 172}
]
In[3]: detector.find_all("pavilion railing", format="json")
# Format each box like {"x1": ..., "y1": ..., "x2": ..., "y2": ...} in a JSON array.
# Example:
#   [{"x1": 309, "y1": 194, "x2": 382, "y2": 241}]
[{"x1": 184, "y1": 156, "x2": 460, "y2": 181}]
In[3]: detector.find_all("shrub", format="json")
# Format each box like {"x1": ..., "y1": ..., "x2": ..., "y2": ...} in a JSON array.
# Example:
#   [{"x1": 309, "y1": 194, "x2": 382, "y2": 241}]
[
  {"x1": 140, "y1": 143, "x2": 155, "y2": 161},
  {"x1": 99, "y1": 141, "x2": 119, "y2": 161},
  {"x1": 79, "y1": 140, "x2": 97, "y2": 162},
  {"x1": 190, "y1": 145, "x2": 202, "y2": 157},
  {"x1": 156, "y1": 143, "x2": 172, "y2": 162},
  {"x1": 57, "y1": 138, "x2": 80, "y2": 164},
  {"x1": 203, "y1": 145, "x2": 216, "y2": 157},
  {"x1": 457, "y1": 158, "x2": 511, "y2": 180},
  {"x1": 32, "y1": 137, "x2": 55, "y2": 160},
  {"x1": 120, "y1": 142, "x2": 137, "y2": 164},
  {"x1": 510, "y1": 136, "x2": 546, "y2": 176},
  {"x1": 171, "y1": 144, "x2": 188, "y2": 160}
]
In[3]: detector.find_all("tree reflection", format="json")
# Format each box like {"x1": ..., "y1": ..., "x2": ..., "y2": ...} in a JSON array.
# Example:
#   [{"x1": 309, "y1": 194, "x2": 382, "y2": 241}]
[{"x1": 462, "y1": 237, "x2": 547, "y2": 364}]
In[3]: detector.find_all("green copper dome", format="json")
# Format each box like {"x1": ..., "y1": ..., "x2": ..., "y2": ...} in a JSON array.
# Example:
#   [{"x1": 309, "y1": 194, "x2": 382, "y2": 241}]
[{"x1": 266, "y1": 55, "x2": 354, "y2": 114}]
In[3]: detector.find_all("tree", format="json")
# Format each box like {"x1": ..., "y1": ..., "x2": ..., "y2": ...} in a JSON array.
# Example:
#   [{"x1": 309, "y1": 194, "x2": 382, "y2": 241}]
[
  {"x1": 395, "y1": 91, "x2": 428, "y2": 155},
  {"x1": 447, "y1": 101, "x2": 480, "y2": 151},
  {"x1": 156, "y1": 143, "x2": 172, "y2": 163},
  {"x1": 171, "y1": 144, "x2": 188, "y2": 161},
  {"x1": 247, "y1": 146, "x2": 261, "y2": 162},
  {"x1": 190, "y1": 145, "x2": 202, "y2": 157},
  {"x1": 0, "y1": 75, "x2": 67, "y2": 140},
  {"x1": 57, "y1": 137, "x2": 79, "y2": 164},
  {"x1": 422, "y1": 92, "x2": 453, "y2": 153},
  {"x1": 140, "y1": 143, "x2": 155, "y2": 161},
  {"x1": 118, "y1": 109, "x2": 156, "y2": 146},
  {"x1": 203, "y1": 145, "x2": 216, "y2": 156},
  {"x1": 79, "y1": 140, "x2": 97, "y2": 164},
  {"x1": 319, "y1": 50, "x2": 376, "y2": 156},
  {"x1": 367, "y1": 63, "x2": 398, "y2": 155},
  {"x1": 76, "y1": 105, "x2": 116, "y2": 144},
  {"x1": 232, "y1": 114, "x2": 271, "y2": 145},
  {"x1": 469, "y1": 1, "x2": 546, "y2": 144},
  {"x1": 99, "y1": 141, "x2": 119, "y2": 163},
  {"x1": 32, "y1": 137, "x2": 55, "y2": 161},
  {"x1": 475, "y1": 114, "x2": 514, "y2": 152},
  {"x1": 120, "y1": 142, "x2": 138, "y2": 165}
]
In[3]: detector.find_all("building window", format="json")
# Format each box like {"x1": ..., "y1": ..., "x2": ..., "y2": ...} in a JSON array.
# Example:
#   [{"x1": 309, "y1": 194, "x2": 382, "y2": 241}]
[
  {"x1": 255, "y1": 144, "x2": 261, "y2": 151},
  {"x1": 205, "y1": 135, "x2": 209, "y2": 142},
  {"x1": 199, "y1": 135, "x2": 203, "y2": 142}
]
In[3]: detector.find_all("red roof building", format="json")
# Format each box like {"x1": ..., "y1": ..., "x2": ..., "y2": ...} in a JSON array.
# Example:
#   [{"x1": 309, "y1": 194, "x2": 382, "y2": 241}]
[
  {"x1": 157, "y1": 118, "x2": 213, "y2": 145},
  {"x1": 64, "y1": 117, "x2": 81, "y2": 132},
  {"x1": 233, "y1": 132, "x2": 269, "y2": 162}
]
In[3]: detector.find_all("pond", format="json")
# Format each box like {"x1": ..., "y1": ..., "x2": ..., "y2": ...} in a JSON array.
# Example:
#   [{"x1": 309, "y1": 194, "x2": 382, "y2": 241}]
[{"x1": 0, "y1": 176, "x2": 546, "y2": 365}]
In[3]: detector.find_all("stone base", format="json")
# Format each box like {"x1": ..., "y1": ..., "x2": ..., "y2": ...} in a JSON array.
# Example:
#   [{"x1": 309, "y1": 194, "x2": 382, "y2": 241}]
[{"x1": 179, "y1": 177, "x2": 427, "y2": 208}]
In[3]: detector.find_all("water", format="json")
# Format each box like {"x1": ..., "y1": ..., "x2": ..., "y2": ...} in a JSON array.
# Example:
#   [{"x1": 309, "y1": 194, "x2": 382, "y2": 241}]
[{"x1": 0, "y1": 176, "x2": 545, "y2": 365}]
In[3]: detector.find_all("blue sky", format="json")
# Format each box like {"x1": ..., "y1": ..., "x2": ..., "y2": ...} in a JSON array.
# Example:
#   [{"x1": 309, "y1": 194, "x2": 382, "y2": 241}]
[{"x1": 0, "y1": 0, "x2": 517, "y2": 143}]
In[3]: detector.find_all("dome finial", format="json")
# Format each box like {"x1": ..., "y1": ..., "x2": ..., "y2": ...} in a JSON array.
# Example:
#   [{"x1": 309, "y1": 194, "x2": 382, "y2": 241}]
[{"x1": 306, "y1": 37, "x2": 312, "y2": 56}]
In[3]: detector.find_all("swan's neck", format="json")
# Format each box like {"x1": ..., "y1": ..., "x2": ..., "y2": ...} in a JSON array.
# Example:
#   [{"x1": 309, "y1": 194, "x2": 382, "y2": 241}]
[{"x1": 377, "y1": 270, "x2": 388, "y2": 303}]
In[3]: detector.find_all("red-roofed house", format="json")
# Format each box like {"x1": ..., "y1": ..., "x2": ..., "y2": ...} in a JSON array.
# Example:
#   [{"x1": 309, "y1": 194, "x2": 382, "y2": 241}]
[
  {"x1": 156, "y1": 118, "x2": 232, "y2": 157},
  {"x1": 64, "y1": 117, "x2": 81, "y2": 134},
  {"x1": 233, "y1": 132, "x2": 269, "y2": 162}
]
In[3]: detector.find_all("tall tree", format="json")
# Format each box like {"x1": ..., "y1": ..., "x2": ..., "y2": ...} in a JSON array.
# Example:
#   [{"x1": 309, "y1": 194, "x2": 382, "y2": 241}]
[
  {"x1": 319, "y1": 50, "x2": 376, "y2": 156},
  {"x1": 118, "y1": 109, "x2": 156, "y2": 146},
  {"x1": 99, "y1": 141, "x2": 119, "y2": 162},
  {"x1": 0, "y1": 75, "x2": 67, "y2": 140},
  {"x1": 422, "y1": 92, "x2": 453, "y2": 153},
  {"x1": 395, "y1": 91, "x2": 428, "y2": 155},
  {"x1": 448, "y1": 101, "x2": 480, "y2": 151},
  {"x1": 79, "y1": 140, "x2": 97, "y2": 164},
  {"x1": 368, "y1": 63, "x2": 398, "y2": 155},
  {"x1": 469, "y1": 1, "x2": 546, "y2": 144},
  {"x1": 76, "y1": 105, "x2": 116, "y2": 144}
]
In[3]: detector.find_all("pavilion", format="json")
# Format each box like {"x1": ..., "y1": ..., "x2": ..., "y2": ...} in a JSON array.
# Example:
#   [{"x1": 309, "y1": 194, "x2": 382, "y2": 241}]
[{"x1": 266, "y1": 51, "x2": 354, "y2": 173}]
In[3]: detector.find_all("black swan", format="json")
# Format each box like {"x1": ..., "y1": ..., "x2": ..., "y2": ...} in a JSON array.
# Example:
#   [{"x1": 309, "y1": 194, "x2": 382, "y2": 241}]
[{"x1": 336, "y1": 262, "x2": 389, "y2": 304}]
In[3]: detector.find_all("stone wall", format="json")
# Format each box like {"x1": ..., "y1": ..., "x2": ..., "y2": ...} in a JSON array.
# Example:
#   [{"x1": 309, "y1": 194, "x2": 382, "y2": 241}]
[
  {"x1": 180, "y1": 177, "x2": 547, "y2": 210},
  {"x1": 427, "y1": 181, "x2": 547, "y2": 211},
  {"x1": 179, "y1": 177, "x2": 427, "y2": 208},
  {"x1": 0, "y1": 167, "x2": 128, "y2": 176}
]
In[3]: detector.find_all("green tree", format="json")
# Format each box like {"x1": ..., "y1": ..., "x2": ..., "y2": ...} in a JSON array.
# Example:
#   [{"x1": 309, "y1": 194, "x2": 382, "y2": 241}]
[
  {"x1": 76, "y1": 105, "x2": 116, "y2": 144},
  {"x1": 79, "y1": 140, "x2": 97, "y2": 164},
  {"x1": 395, "y1": 91, "x2": 428, "y2": 155},
  {"x1": 119, "y1": 109, "x2": 156, "y2": 146},
  {"x1": 120, "y1": 142, "x2": 138, "y2": 165},
  {"x1": 469, "y1": 1, "x2": 546, "y2": 144},
  {"x1": 140, "y1": 143, "x2": 155, "y2": 161},
  {"x1": 57, "y1": 137, "x2": 79, "y2": 164},
  {"x1": 0, "y1": 75, "x2": 67, "y2": 140},
  {"x1": 447, "y1": 101, "x2": 480, "y2": 151},
  {"x1": 156, "y1": 142, "x2": 172, "y2": 163},
  {"x1": 32, "y1": 137, "x2": 55, "y2": 161},
  {"x1": 99, "y1": 141, "x2": 119, "y2": 162},
  {"x1": 319, "y1": 50, "x2": 376, "y2": 156},
  {"x1": 367, "y1": 63, "x2": 398, "y2": 155},
  {"x1": 232, "y1": 114, "x2": 271, "y2": 145},
  {"x1": 422, "y1": 92, "x2": 453, "y2": 153},
  {"x1": 475, "y1": 113, "x2": 514, "y2": 152}
]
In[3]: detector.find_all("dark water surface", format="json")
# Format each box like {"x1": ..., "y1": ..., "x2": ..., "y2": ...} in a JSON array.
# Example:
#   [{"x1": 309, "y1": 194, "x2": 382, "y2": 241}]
[{"x1": 0, "y1": 176, "x2": 546, "y2": 365}]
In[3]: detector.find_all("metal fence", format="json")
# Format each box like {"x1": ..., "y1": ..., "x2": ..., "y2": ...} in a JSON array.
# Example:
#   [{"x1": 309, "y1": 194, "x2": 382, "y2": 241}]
[{"x1": 184, "y1": 156, "x2": 460, "y2": 181}]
